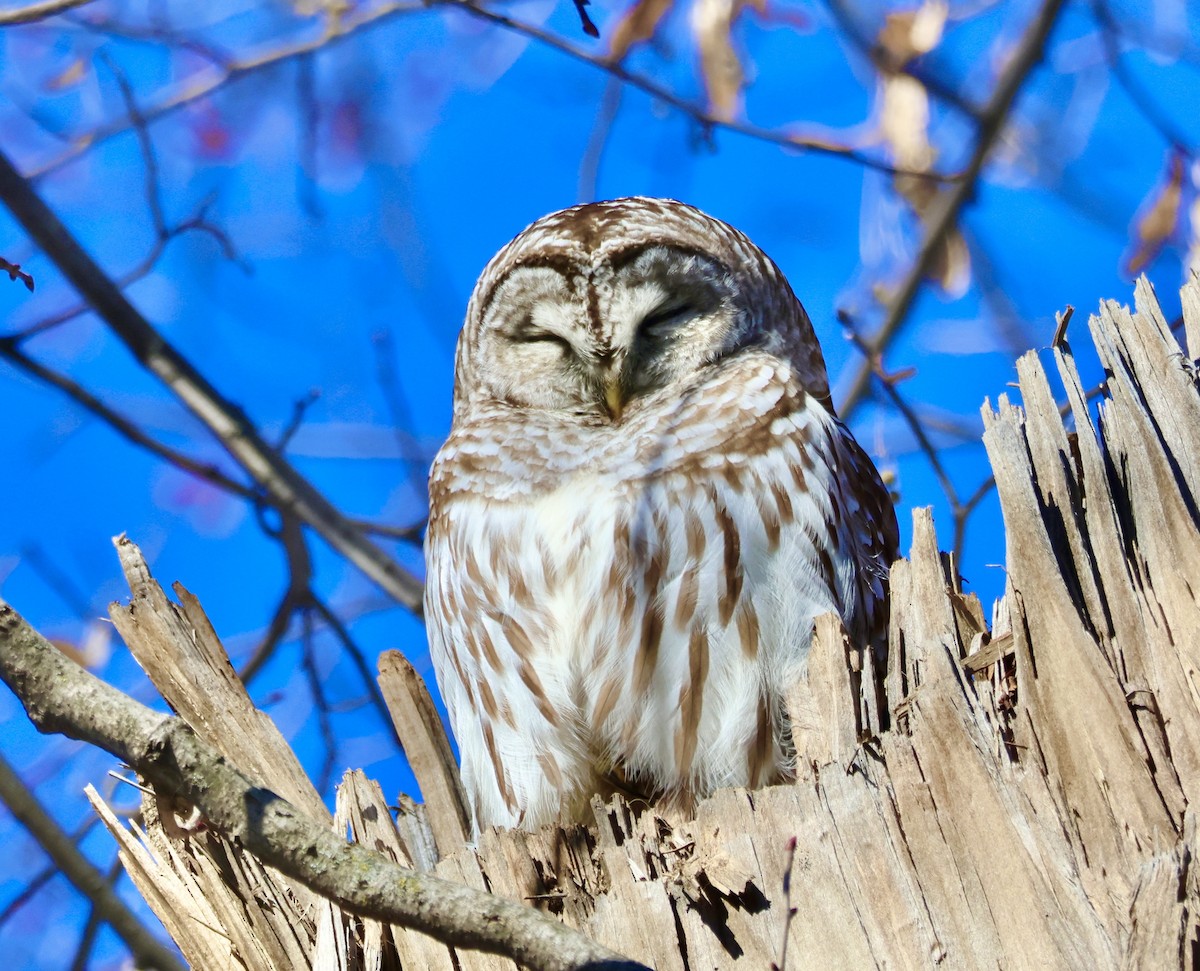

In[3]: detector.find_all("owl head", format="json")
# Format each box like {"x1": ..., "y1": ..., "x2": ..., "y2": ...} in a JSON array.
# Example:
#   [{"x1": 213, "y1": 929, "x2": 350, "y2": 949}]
[{"x1": 452, "y1": 197, "x2": 832, "y2": 424}]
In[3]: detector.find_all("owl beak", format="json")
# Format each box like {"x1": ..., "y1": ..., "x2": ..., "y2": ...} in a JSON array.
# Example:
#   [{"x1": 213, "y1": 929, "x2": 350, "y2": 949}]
[{"x1": 604, "y1": 380, "x2": 625, "y2": 421}]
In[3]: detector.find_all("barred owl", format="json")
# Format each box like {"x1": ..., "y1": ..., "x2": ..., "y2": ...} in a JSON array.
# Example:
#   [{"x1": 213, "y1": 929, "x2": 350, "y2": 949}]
[{"x1": 425, "y1": 198, "x2": 897, "y2": 832}]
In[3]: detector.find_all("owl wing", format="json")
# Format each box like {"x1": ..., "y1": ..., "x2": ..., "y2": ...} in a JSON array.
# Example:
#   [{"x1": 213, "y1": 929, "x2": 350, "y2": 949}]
[{"x1": 586, "y1": 362, "x2": 896, "y2": 801}]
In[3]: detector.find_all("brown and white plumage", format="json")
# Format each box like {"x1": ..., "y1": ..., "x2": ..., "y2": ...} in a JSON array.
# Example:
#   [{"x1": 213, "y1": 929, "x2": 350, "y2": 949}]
[{"x1": 425, "y1": 198, "x2": 897, "y2": 831}]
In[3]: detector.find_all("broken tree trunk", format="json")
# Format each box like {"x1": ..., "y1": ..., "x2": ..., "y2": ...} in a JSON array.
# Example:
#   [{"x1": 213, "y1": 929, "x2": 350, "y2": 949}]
[{"x1": 90, "y1": 278, "x2": 1200, "y2": 969}]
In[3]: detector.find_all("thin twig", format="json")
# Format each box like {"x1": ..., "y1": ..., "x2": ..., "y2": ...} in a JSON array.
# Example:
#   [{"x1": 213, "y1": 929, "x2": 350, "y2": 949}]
[
  {"x1": 278, "y1": 388, "x2": 321, "y2": 451},
  {"x1": 0, "y1": 341, "x2": 257, "y2": 500},
  {"x1": 299, "y1": 607, "x2": 339, "y2": 794},
  {"x1": 31, "y1": 0, "x2": 952, "y2": 183},
  {"x1": 10, "y1": 193, "x2": 246, "y2": 345},
  {"x1": 237, "y1": 585, "x2": 302, "y2": 686},
  {"x1": 238, "y1": 511, "x2": 312, "y2": 683},
  {"x1": 235, "y1": 511, "x2": 403, "y2": 758},
  {"x1": 0, "y1": 816, "x2": 101, "y2": 929},
  {"x1": 1092, "y1": 0, "x2": 1195, "y2": 154},
  {"x1": 449, "y1": 0, "x2": 948, "y2": 180},
  {"x1": 352, "y1": 517, "x2": 425, "y2": 542},
  {"x1": 309, "y1": 593, "x2": 405, "y2": 754},
  {"x1": 0, "y1": 145, "x2": 425, "y2": 612},
  {"x1": 0, "y1": 749, "x2": 185, "y2": 971},
  {"x1": 63, "y1": 8, "x2": 231, "y2": 68},
  {"x1": 578, "y1": 77, "x2": 623, "y2": 202},
  {"x1": 99, "y1": 52, "x2": 167, "y2": 237},
  {"x1": 844, "y1": 320, "x2": 993, "y2": 570},
  {"x1": 29, "y1": 2, "x2": 428, "y2": 178},
  {"x1": 0, "y1": 0, "x2": 94, "y2": 26},
  {"x1": 68, "y1": 857, "x2": 126, "y2": 971}
]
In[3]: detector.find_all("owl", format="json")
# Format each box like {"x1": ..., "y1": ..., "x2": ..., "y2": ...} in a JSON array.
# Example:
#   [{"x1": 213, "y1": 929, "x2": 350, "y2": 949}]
[{"x1": 425, "y1": 197, "x2": 897, "y2": 832}]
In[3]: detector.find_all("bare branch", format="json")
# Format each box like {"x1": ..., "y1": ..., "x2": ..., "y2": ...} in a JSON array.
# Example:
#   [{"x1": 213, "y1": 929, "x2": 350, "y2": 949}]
[
  {"x1": 0, "y1": 341, "x2": 257, "y2": 500},
  {"x1": 0, "y1": 0, "x2": 94, "y2": 26},
  {"x1": 237, "y1": 510, "x2": 313, "y2": 684},
  {"x1": 0, "y1": 816, "x2": 100, "y2": 928},
  {"x1": 10, "y1": 193, "x2": 247, "y2": 345},
  {"x1": 68, "y1": 858, "x2": 126, "y2": 971},
  {"x1": 843, "y1": 319, "x2": 993, "y2": 571},
  {"x1": 299, "y1": 608, "x2": 339, "y2": 794},
  {"x1": 28, "y1": 0, "x2": 956, "y2": 183},
  {"x1": 352, "y1": 516, "x2": 425, "y2": 542},
  {"x1": 98, "y1": 51, "x2": 167, "y2": 237},
  {"x1": 29, "y1": 1, "x2": 430, "y2": 179},
  {"x1": 237, "y1": 583, "x2": 303, "y2": 686},
  {"x1": 838, "y1": 0, "x2": 1068, "y2": 418},
  {"x1": 1092, "y1": 0, "x2": 1195, "y2": 154},
  {"x1": 0, "y1": 145, "x2": 425, "y2": 612},
  {"x1": 0, "y1": 596, "x2": 647, "y2": 971},
  {"x1": 449, "y1": 0, "x2": 947, "y2": 180},
  {"x1": 308, "y1": 593, "x2": 405, "y2": 752},
  {"x1": 0, "y1": 749, "x2": 185, "y2": 971}
]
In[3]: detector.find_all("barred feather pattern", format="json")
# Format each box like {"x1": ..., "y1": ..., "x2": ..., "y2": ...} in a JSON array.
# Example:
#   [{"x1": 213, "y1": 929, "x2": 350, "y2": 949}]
[{"x1": 426, "y1": 198, "x2": 897, "y2": 831}]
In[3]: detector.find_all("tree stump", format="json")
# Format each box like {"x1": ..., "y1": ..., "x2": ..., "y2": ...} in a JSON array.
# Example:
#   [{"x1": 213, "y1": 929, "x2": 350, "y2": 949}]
[{"x1": 90, "y1": 279, "x2": 1200, "y2": 970}]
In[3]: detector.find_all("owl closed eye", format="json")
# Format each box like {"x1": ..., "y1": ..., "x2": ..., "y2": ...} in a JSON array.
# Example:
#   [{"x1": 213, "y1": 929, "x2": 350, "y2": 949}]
[{"x1": 426, "y1": 197, "x2": 897, "y2": 832}]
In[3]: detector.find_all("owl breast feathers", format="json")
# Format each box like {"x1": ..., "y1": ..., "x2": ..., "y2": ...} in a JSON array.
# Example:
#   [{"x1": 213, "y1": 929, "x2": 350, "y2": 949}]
[{"x1": 425, "y1": 197, "x2": 897, "y2": 832}]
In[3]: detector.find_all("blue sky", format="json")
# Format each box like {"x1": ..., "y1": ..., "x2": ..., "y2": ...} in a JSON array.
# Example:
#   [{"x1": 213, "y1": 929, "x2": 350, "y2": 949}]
[{"x1": 0, "y1": 0, "x2": 1197, "y2": 965}]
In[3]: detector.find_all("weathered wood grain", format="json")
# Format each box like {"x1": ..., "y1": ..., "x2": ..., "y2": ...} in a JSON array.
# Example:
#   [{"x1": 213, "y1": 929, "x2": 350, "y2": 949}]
[
  {"x1": 92, "y1": 279, "x2": 1200, "y2": 970},
  {"x1": 377, "y1": 649, "x2": 471, "y2": 858}
]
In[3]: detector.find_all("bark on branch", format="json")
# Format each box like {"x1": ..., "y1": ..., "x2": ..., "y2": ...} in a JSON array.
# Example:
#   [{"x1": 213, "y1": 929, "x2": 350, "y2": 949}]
[{"x1": 0, "y1": 591, "x2": 644, "y2": 971}]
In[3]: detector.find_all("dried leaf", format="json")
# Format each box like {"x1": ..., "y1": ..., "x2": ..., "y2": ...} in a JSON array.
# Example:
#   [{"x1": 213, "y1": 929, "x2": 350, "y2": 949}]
[
  {"x1": 0, "y1": 257, "x2": 34, "y2": 292},
  {"x1": 608, "y1": 0, "x2": 676, "y2": 61},
  {"x1": 292, "y1": 0, "x2": 351, "y2": 17},
  {"x1": 877, "y1": 0, "x2": 946, "y2": 67},
  {"x1": 875, "y1": 0, "x2": 966, "y2": 296},
  {"x1": 48, "y1": 623, "x2": 112, "y2": 670},
  {"x1": 926, "y1": 225, "x2": 970, "y2": 297},
  {"x1": 45, "y1": 57, "x2": 88, "y2": 92},
  {"x1": 1125, "y1": 149, "x2": 1185, "y2": 277},
  {"x1": 48, "y1": 638, "x2": 88, "y2": 666},
  {"x1": 691, "y1": 0, "x2": 762, "y2": 121},
  {"x1": 880, "y1": 73, "x2": 935, "y2": 171},
  {"x1": 876, "y1": 0, "x2": 946, "y2": 168}
]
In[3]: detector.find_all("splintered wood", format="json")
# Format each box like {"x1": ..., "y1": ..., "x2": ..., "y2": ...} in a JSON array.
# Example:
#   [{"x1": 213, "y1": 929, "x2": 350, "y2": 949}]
[{"x1": 92, "y1": 280, "x2": 1200, "y2": 970}]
